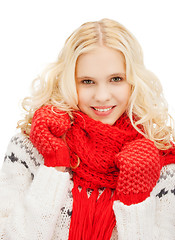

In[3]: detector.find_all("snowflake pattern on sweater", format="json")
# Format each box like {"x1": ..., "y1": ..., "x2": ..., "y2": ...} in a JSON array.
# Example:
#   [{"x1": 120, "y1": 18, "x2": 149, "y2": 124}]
[{"x1": 0, "y1": 133, "x2": 175, "y2": 240}]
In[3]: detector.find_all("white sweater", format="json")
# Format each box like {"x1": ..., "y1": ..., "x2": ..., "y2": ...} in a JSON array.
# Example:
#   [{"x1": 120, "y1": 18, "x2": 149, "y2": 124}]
[{"x1": 0, "y1": 133, "x2": 175, "y2": 240}]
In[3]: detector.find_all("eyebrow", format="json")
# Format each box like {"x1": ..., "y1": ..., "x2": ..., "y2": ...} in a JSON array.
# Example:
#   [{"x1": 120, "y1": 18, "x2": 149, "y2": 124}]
[{"x1": 76, "y1": 73, "x2": 126, "y2": 80}]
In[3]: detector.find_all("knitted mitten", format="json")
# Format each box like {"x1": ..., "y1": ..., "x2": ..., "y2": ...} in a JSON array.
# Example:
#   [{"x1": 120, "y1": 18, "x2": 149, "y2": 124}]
[
  {"x1": 115, "y1": 138, "x2": 161, "y2": 205},
  {"x1": 30, "y1": 105, "x2": 71, "y2": 167}
]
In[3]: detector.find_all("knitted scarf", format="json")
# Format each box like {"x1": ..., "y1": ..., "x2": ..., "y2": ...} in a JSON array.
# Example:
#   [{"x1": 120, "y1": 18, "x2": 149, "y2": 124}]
[
  {"x1": 30, "y1": 105, "x2": 175, "y2": 240},
  {"x1": 65, "y1": 111, "x2": 143, "y2": 240}
]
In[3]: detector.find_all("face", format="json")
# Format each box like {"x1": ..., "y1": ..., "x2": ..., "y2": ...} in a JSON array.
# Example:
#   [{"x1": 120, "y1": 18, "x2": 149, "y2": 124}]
[{"x1": 75, "y1": 45, "x2": 131, "y2": 125}]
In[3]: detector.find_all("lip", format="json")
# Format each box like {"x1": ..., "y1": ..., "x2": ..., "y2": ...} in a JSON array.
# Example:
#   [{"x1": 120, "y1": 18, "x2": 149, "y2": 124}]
[{"x1": 91, "y1": 105, "x2": 116, "y2": 116}]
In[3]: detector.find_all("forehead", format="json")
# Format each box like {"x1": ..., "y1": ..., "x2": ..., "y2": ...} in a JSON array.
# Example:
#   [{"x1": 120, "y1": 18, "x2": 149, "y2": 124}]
[{"x1": 75, "y1": 45, "x2": 126, "y2": 77}]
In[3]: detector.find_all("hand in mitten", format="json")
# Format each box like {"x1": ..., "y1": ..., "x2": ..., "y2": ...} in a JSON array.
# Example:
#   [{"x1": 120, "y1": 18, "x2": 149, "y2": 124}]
[
  {"x1": 30, "y1": 105, "x2": 71, "y2": 167},
  {"x1": 115, "y1": 138, "x2": 161, "y2": 205}
]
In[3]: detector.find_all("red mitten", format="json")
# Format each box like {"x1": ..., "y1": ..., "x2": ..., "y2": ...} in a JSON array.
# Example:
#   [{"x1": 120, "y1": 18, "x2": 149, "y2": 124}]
[
  {"x1": 115, "y1": 138, "x2": 162, "y2": 205},
  {"x1": 30, "y1": 105, "x2": 71, "y2": 167}
]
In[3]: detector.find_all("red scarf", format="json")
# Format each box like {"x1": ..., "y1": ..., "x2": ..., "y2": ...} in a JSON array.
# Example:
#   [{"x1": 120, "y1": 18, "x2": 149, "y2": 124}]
[
  {"x1": 30, "y1": 105, "x2": 175, "y2": 240},
  {"x1": 66, "y1": 112, "x2": 143, "y2": 240}
]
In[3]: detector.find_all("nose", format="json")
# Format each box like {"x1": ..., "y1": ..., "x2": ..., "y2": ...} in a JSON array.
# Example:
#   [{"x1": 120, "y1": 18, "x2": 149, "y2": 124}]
[{"x1": 94, "y1": 84, "x2": 111, "y2": 103}]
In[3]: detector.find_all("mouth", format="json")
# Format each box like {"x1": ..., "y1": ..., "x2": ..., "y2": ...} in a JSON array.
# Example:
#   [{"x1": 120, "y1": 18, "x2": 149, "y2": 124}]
[{"x1": 91, "y1": 105, "x2": 116, "y2": 116}]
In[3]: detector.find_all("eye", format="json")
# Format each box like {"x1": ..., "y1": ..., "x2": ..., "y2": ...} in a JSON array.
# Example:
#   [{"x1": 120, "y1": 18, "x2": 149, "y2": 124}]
[
  {"x1": 111, "y1": 76, "x2": 123, "y2": 82},
  {"x1": 81, "y1": 79, "x2": 94, "y2": 84}
]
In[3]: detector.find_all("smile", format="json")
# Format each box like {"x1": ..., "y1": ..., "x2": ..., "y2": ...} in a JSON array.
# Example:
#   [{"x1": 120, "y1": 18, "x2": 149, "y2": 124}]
[
  {"x1": 91, "y1": 106, "x2": 116, "y2": 116},
  {"x1": 92, "y1": 106, "x2": 113, "y2": 112}
]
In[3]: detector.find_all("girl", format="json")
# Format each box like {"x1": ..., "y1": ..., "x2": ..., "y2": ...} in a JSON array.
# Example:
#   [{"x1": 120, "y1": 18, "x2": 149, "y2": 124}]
[{"x1": 0, "y1": 18, "x2": 175, "y2": 240}]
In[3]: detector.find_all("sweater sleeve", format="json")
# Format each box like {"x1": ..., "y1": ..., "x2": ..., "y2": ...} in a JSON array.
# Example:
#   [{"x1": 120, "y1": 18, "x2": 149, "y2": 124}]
[
  {"x1": 0, "y1": 133, "x2": 71, "y2": 240},
  {"x1": 113, "y1": 163, "x2": 175, "y2": 240}
]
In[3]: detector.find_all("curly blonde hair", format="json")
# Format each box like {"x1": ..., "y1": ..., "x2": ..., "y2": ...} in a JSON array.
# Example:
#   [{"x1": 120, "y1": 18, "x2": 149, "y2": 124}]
[{"x1": 17, "y1": 18, "x2": 174, "y2": 150}]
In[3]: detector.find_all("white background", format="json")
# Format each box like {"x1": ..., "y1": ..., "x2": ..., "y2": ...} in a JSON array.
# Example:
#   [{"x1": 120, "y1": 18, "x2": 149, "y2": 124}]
[{"x1": 0, "y1": 0, "x2": 175, "y2": 167}]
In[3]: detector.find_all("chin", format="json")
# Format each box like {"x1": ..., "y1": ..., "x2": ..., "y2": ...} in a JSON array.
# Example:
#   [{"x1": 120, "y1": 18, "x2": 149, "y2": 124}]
[{"x1": 98, "y1": 118, "x2": 117, "y2": 125}]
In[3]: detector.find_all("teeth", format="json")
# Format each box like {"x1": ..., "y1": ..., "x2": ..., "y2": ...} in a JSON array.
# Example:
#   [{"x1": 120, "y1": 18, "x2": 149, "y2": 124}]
[{"x1": 93, "y1": 107, "x2": 113, "y2": 112}]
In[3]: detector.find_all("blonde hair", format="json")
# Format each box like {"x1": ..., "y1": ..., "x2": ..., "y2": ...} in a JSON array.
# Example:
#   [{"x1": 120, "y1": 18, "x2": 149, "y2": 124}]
[{"x1": 18, "y1": 18, "x2": 174, "y2": 150}]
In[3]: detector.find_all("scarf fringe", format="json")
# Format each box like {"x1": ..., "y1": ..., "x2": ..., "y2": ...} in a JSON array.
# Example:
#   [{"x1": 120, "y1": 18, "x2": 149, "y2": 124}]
[{"x1": 68, "y1": 184, "x2": 116, "y2": 240}]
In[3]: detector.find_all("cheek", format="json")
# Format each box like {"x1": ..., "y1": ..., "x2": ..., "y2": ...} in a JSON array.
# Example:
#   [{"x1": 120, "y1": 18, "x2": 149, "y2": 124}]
[
  {"x1": 77, "y1": 88, "x2": 91, "y2": 105},
  {"x1": 114, "y1": 85, "x2": 131, "y2": 104}
]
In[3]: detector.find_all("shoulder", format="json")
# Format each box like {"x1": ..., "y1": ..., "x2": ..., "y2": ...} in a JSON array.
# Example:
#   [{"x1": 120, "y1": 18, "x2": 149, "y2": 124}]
[
  {"x1": 159, "y1": 164, "x2": 175, "y2": 183},
  {"x1": 151, "y1": 163, "x2": 175, "y2": 201},
  {"x1": 3, "y1": 133, "x2": 44, "y2": 176}
]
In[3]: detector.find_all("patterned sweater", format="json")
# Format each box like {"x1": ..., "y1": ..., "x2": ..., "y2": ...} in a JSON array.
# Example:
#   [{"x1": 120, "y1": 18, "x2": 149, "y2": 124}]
[{"x1": 0, "y1": 133, "x2": 175, "y2": 240}]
